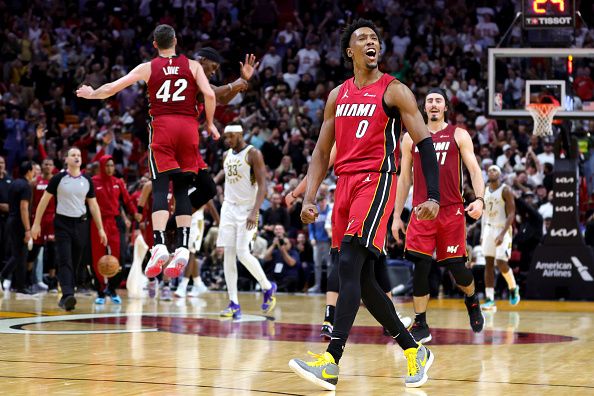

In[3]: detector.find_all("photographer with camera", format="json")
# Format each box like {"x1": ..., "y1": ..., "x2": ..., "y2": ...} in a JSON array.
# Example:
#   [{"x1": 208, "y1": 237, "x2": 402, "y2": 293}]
[{"x1": 264, "y1": 224, "x2": 300, "y2": 292}]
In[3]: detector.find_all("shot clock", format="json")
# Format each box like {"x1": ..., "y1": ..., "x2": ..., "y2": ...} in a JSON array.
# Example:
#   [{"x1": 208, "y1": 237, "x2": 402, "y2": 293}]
[{"x1": 522, "y1": 0, "x2": 575, "y2": 28}]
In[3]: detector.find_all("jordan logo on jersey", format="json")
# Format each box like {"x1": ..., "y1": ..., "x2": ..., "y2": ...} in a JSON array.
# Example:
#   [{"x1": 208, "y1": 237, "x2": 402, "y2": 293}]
[
  {"x1": 456, "y1": 208, "x2": 462, "y2": 216},
  {"x1": 363, "y1": 174, "x2": 372, "y2": 183},
  {"x1": 335, "y1": 103, "x2": 377, "y2": 118},
  {"x1": 342, "y1": 89, "x2": 349, "y2": 99}
]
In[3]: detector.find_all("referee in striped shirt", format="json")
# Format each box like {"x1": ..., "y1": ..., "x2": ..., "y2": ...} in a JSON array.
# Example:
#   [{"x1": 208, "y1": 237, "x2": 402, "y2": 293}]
[{"x1": 32, "y1": 148, "x2": 107, "y2": 311}]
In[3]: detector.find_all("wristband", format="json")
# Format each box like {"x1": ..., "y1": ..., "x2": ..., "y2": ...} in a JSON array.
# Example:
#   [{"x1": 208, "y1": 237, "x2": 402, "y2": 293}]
[
  {"x1": 475, "y1": 197, "x2": 484, "y2": 205},
  {"x1": 427, "y1": 198, "x2": 440, "y2": 205},
  {"x1": 228, "y1": 83, "x2": 233, "y2": 91},
  {"x1": 290, "y1": 191, "x2": 297, "y2": 199},
  {"x1": 137, "y1": 205, "x2": 144, "y2": 214}
]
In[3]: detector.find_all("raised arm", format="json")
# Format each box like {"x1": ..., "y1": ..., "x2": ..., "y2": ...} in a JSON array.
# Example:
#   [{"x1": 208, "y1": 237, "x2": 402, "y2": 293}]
[
  {"x1": 76, "y1": 62, "x2": 150, "y2": 100},
  {"x1": 391, "y1": 133, "x2": 414, "y2": 243},
  {"x1": 385, "y1": 80, "x2": 439, "y2": 220},
  {"x1": 456, "y1": 127, "x2": 484, "y2": 220},
  {"x1": 191, "y1": 60, "x2": 218, "y2": 139},
  {"x1": 300, "y1": 86, "x2": 338, "y2": 224},
  {"x1": 247, "y1": 148, "x2": 267, "y2": 230}
]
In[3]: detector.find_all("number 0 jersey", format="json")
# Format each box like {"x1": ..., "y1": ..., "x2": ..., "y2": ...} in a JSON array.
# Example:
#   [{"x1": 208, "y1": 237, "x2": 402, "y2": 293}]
[
  {"x1": 148, "y1": 54, "x2": 199, "y2": 118},
  {"x1": 411, "y1": 123, "x2": 463, "y2": 207},
  {"x1": 334, "y1": 74, "x2": 401, "y2": 176}
]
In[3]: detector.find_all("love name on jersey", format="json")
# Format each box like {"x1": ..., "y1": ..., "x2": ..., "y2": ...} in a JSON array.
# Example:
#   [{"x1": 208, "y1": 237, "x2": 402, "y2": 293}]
[
  {"x1": 415, "y1": 141, "x2": 451, "y2": 165},
  {"x1": 335, "y1": 103, "x2": 377, "y2": 118},
  {"x1": 162, "y1": 66, "x2": 180, "y2": 75}
]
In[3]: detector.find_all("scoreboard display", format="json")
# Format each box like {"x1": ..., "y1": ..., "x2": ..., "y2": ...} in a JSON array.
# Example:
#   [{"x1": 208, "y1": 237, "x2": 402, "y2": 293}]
[{"x1": 522, "y1": 0, "x2": 575, "y2": 28}]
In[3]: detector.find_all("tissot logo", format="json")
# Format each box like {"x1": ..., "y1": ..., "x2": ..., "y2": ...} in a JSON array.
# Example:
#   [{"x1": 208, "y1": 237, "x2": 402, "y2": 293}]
[
  {"x1": 555, "y1": 177, "x2": 574, "y2": 184},
  {"x1": 555, "y1": 191, "x2": 574, "y2": 198},
  {"x1": 550, "y1": 228, "x2": 578, "y2": 237},
  {"x1": 554, "y1": 206, "x2": 574, "y2": 212}
]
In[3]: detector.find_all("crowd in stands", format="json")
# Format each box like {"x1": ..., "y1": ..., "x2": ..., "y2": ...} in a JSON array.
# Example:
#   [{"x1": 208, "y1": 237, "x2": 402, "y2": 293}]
[{"x1": 1, "y1": 0, "x2": 593, "y2": 297}]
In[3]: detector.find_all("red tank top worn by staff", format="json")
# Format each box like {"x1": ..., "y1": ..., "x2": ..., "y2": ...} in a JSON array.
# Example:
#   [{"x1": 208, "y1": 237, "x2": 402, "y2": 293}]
[
  {"x1": 147, "y1": 54, "x2": 199, "y2": 118},
  {"x1": 334, "y1": 73, "x2": 401, "y2": 176},
  {"x1": 412, "y1": 123, "x2": 463, "y2": 207},
  {"x1": 32, "y1": 176, "x2": 55, "y2": 219}
]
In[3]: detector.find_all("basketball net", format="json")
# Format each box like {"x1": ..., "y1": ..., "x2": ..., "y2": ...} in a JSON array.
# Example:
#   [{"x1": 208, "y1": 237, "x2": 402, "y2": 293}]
[{"x1": 526, "y1": 103, "x2": 562, "y2": 137}]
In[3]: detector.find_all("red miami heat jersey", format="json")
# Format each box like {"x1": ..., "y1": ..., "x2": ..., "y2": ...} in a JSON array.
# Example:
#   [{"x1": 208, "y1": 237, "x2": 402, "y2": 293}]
[
  {"x1": 411, "y1": 124, "x2": 463, "y2": 207},
  {"x1": 148, "y1": 55, "x2": 199, "y2": 118},
  {"x1": 32, "y1": 176, "x2": 55, "y2": 219},
  {"x1": 334, "y1": 74, "x2": 401, "y2": 175}
]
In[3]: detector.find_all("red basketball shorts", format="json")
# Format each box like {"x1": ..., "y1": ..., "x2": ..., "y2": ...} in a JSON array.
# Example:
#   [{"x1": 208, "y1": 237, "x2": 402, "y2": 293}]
[
  {"x1": 331, "y1": 172, "x2": 396, "y2": 256},
  {"x1": 148, "y1": 114, "x2": 206, "y2": 178},
  {"x1": 405, "y1": 203, "x2": 467, "y2": 262}
]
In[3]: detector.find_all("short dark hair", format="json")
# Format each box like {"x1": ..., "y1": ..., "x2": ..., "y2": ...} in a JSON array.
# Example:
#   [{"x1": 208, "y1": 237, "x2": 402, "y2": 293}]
[
  {"x1": 424, "y1": 87, "x2": 451, "y2": 118},
  {"x1": 19, "y1": 161, "x2": 33, "y2": 177},
  {"x1": 153, "y1": 24, "x2": 176, "y2": 50},
  {"x1": 197, "y1": 47, "x2": 224, "y2": 64},
  {"x1": 340, "y1": 19, "x2": 381, "y2": 64}
]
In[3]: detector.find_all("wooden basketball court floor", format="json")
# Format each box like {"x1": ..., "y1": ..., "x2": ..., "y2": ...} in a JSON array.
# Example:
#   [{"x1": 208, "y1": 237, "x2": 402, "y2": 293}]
[{"x1": 0, "y1": 290, "x2": 593, "y2": 395}]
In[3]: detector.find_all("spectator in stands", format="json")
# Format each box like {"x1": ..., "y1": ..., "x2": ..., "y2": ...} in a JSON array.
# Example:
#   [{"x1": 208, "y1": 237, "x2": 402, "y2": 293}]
[
  {"x1": 264, "y1": 224, "x2": 300, "y2": 292},
  {"x1": 262, "y1": 192, "x2": 289, "y2": 238}
]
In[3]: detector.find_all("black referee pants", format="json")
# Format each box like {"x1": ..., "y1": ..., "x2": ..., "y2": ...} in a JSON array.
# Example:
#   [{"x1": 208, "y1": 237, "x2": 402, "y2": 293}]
[
  {"x1": 55, "y1": 214, "x2": 88, "y2": 296},
  {"x1": 1, "y1": 217, "x2": 27, "y2": 290}
]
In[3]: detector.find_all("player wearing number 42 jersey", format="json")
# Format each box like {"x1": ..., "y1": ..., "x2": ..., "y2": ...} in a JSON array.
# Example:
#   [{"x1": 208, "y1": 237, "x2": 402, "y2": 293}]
[{"x1": 77, "y1": 24, "x2": 219, "y2": 281}]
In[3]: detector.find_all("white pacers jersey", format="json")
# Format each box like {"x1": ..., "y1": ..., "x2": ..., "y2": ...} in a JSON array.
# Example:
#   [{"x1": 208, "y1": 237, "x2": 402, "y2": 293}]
[
  {"x1": 484, "y1": 184, "x2": 507, "y2": 227},
  {"x1": 482, "y1": 184, "x2": 512, "y2": 260},
  {"x1": 223, "y1": 145, "x2": 257, "y2": 206}
]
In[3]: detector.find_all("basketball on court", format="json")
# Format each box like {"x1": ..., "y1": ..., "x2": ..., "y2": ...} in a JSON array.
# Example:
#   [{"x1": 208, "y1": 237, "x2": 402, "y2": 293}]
[{"x1": 97, "y1": 255, "x2": 120, "y2": 278}]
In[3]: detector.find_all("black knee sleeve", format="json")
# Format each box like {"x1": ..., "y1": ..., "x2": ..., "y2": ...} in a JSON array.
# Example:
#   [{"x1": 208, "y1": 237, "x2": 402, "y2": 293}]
[
  {"x1": 172, "y1": 173, "x2": 192, "y2": 216},
  {"x1": 445, "y1": 258, "x2": 473, "y2": 287},
  {"x1": 152, "y1": 174, "x2": 169, "y2": 212},
  {"x1": 189, "y1": 169, "x2": 217, "y2": 210},
  {"x1": 411, "y1": 255, "x2": 432, "y2": 297},
  {"x1": 326, "y1": 249, "x2": 339, "y2": 293},
  {"x1": 374, "y1": 255, "x2": 392, "y2": 294}
]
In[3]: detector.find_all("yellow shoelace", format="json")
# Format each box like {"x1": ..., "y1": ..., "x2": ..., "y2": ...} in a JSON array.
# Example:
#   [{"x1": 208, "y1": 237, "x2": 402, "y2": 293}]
[
  {"x1": 404, "y1": 349, "x2": 420, "y2": 376},
  {"x1": 306, "y1": 351, "x2": 332, "y2": 367}
]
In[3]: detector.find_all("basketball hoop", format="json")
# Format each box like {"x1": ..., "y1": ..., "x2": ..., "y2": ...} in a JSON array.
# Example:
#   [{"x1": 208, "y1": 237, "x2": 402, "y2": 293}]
[{"x1": 526, "y1": 103, "x2": 562, "y2": 137}]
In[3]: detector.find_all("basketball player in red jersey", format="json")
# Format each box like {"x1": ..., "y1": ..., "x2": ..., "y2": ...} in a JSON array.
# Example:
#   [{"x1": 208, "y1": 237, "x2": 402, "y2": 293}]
[
  {"x1": 392, "y1": 87, "x2": 485, "y2": 344},
  {"x1": 289, "y1": 19, "x2": 441, "y2": 390},
  {"x1": 77, "y1": 24, "x2": 218, "y2": 281},
  {"x1": 30, "y1": 158, "x2": 57, "y2": 292}
]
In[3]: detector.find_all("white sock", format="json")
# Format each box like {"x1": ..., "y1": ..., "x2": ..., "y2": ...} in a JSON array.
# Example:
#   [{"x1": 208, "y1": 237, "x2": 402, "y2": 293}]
[
  {"x1": 501, "y1": 268, "x2": 517, "y2": 290},
  {"x1": 193, "y1": 276, "x2": 203, "y2": 286},
  {"x1": 178, "y1": 277, "x2": 190, "y2": 290},
  {"x1": 223, "y1": 246, "x2": 239, "y2": 304},
  {"x1": 237, "y1": 249, "x2": 272, "y2": 290},
  {"x1": 486, "y1": 287, "x2": 495, "y2": 301}
]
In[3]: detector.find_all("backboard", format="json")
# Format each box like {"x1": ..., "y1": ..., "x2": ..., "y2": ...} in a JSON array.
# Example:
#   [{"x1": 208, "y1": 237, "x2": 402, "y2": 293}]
[{"x1": 487, "y1": 48, "x2": 594, "y2": 119}]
